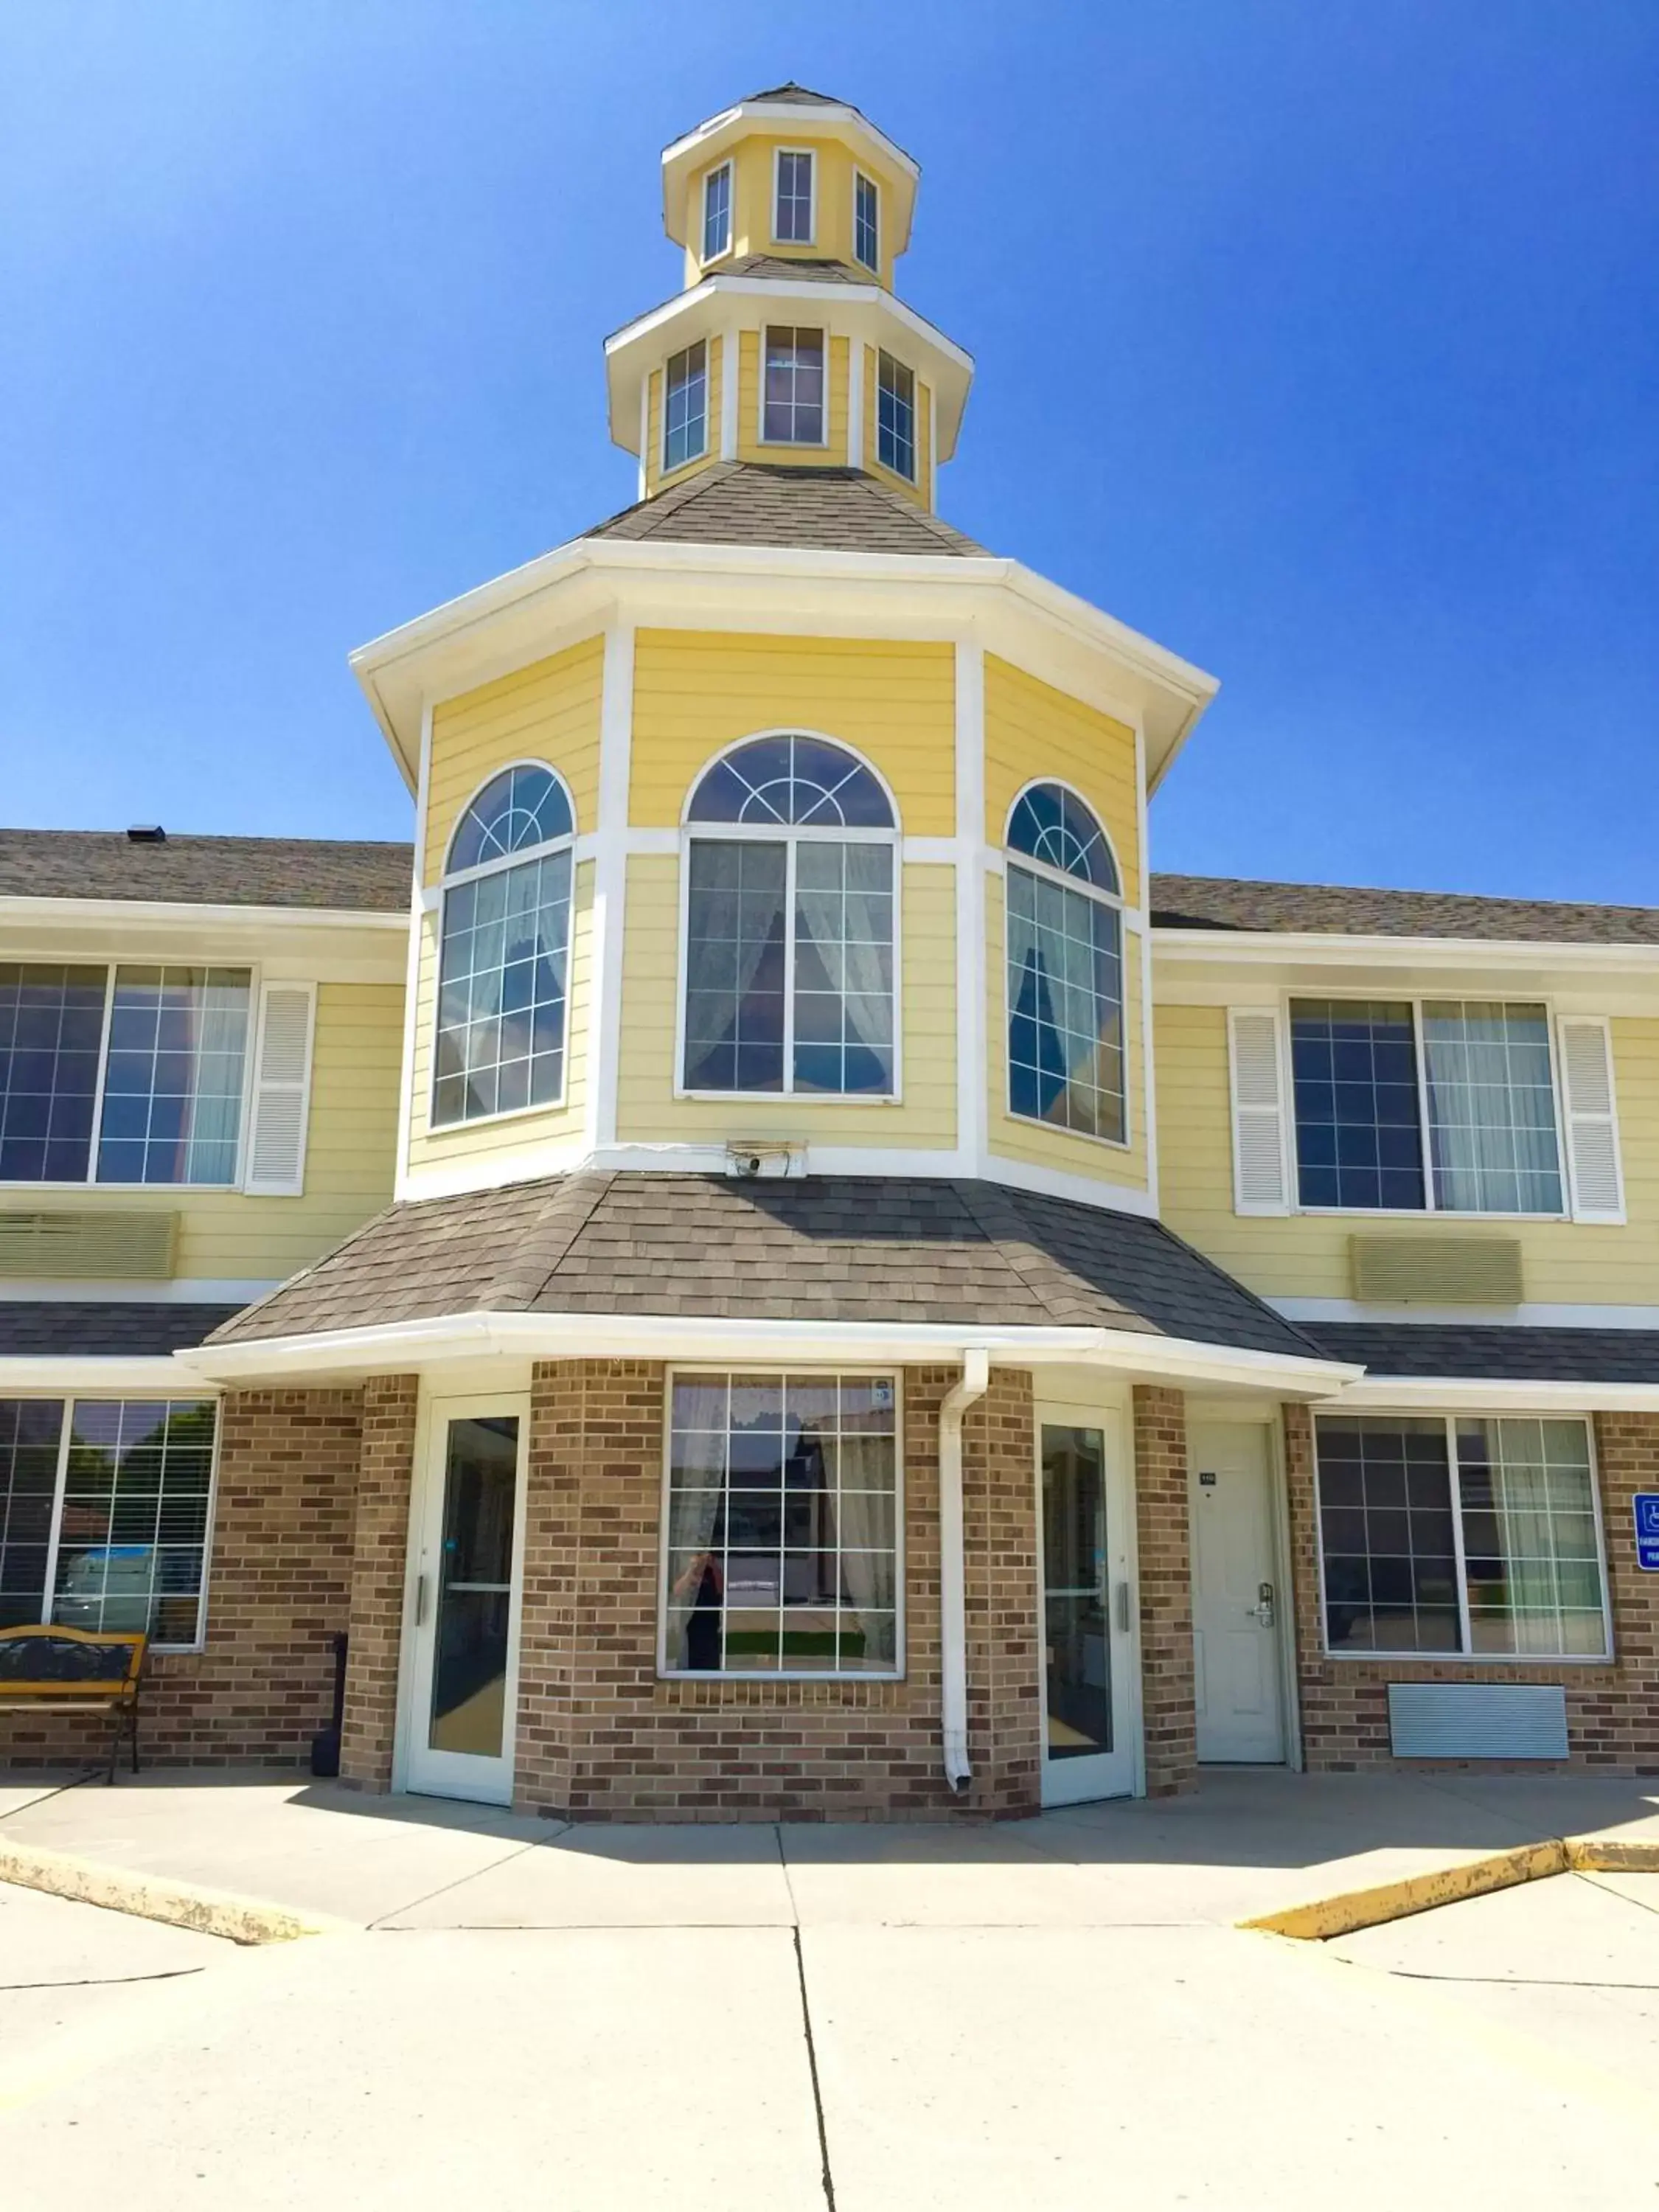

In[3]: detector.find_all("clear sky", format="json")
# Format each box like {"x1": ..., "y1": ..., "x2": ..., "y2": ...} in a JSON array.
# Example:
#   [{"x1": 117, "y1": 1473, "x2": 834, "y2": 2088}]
[{"x1": 3, "y1": 3, "x2": 1655, "y2": 902}]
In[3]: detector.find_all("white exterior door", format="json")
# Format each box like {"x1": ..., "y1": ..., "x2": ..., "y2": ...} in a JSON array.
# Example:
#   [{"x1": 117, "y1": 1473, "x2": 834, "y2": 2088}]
[
  {"x1": 403, "y1": 1394, "x2": 529, "y2": 1806},
  {"x1": 1037, "y1": 1406, "x2": 1137, "y2": 1805},
  {"x1": 1189, "y1": 1420, "x2": 1286, "y2": 1764}
]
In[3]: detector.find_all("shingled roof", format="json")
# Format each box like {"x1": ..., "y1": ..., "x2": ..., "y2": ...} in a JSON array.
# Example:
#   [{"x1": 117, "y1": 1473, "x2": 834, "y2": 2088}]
[
  {"x1": 587, "y1": 461, "x2": 989, "y2": 557},
  {"x1": 743, "y1": 83, "x2": 849, "y2": 109},
  {"x1": 209, "y1": 1172, "x2": 1331, "y2": 1361},
  {"x1": 1151, "y1": 872, "x2": 1659, "y2": 947},
  {"x1": 0, "y1": 830, "x2": 411, "y2": 912},
  {"x1": 1307, "y1": 1323, "x2": 1659, "y2": 1386},
  {"x1": 0, "y1": 1302, "x2": 245, "y2": 1357},
  {"x1": 722, "y1": 254, "x2": 869, "y2": 284}
]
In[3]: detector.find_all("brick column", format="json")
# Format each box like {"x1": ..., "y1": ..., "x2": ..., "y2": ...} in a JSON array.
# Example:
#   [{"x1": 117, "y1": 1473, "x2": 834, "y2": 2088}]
[
  {"x1": 1133, "y1": 1383, "x2": 1197, "y2": 1796},
  {"x1": 1589, "y1": 1413, "x2": 1659, "y2": 1771},
  {"x1": 962, "y1": 1366, "x2": 1043, "y2": 1816},
  {"x1": 338, "y1": 1373, "x2": 420, "y2": 1790}
]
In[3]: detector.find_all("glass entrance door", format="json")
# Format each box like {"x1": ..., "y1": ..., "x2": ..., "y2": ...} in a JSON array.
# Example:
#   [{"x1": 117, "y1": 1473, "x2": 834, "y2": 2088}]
[
  {"x1": 403, "y1": 1397, "x2": 528, "y2": 1804},
  {"x1": 1040, "y1": 1419, "x2": 1135, "y2": 1804}
]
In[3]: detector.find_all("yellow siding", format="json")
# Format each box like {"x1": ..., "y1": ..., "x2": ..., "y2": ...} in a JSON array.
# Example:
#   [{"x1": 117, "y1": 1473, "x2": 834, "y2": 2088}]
[
  {"x1": 861, "y1": 344, "x2": 930, "y2": 509},
  {"x1": 423, "y1": 636, "x2": 605, "y2": 885},
  {"x1": 984, "y1": 655, "x2": 1141, "y2": 911},
  {"x1": 58, "y1": 982, "x2": 406, "y2": 1284},
  {"x1": 737, "y1": 326, "x2": 849, "y2": 465},
  {"x1": 643, "y1": 341, "x2": 722, "y2": 498},
  {"x1": 404, "y1": 859, "x2": 594, "y2": 1174},
  {"x1": 985, "y1": 877, "x2": 1149, "y2": 1192},
  {"x1": 615, "y1": 854, "x2": 956, "y2": 1148},
  {"x1": 1155, "y1": 1002, "x2": 1659, "y2": 1306},
  {"x1": 629, "y1": 630, "x2": 956, "y2": 835},
  {"x1": 712, "y1": 135, "x2": 900, "y2": 285}
]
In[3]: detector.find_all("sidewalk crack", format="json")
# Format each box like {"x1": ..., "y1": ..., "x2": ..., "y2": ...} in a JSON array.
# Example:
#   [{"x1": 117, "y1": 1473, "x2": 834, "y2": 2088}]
[{"x1": 774, "y1": 1826, "x2": 835, "y2": 2211}]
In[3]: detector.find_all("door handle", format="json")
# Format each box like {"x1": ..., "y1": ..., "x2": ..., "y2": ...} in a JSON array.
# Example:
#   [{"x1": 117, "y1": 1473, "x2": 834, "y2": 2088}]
[
  {"x1": 1115, "y1": 1580, "x2": 1133, "y2": 1633},
  {"x1": 1253, "y1": 1582, "x2": 1276, "y2": 1630},
  {"x1": 414, "y1": 1573, "x2": 430, "y2": 1627}
]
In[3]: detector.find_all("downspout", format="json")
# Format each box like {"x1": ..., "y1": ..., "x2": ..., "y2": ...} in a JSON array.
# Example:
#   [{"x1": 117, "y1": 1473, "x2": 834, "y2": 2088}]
[{"x1": 938, "y1": 1348, "x2": 990, "y2": 1793}]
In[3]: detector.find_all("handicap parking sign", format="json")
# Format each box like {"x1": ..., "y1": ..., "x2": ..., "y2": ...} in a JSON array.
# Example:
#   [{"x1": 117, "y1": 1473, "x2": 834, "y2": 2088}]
[{"x1": 1635, "y1": 1495, "x2": 1659, "y2": 1572}]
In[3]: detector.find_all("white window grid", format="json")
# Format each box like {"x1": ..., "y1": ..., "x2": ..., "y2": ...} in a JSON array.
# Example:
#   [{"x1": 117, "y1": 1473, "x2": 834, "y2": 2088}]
[
  {"x1": 677, "y1": 824, "x2": 900, "y2": 1102},
  {"x1": 0, "y1": 1394, "x2": 221, "y2": 1652},
  {"x1": 853, "y1": 170, "x2": 880, "y2": 270},
  {"x1": 1313, "y1": 1411, "x2": 1613, "y2": 1663},
  {"x1": 0, "y1": 960, "x2": 254, "y2": 1191},
  {"x1": 759, "y1": 324, "x2": 827, "y2": 446},
  {"x1": 1284, "y1": 993, "x2": 1571, "y2": 1220},
  {"x1": 662, "y1": 340, "x2": 708, "y2": 474},
  {"x1": 772, "y1": 147, "x2": 815, "y2": 243},
  {"x1": 702, "y1": 161, "x2": 732, "y2": 262},
  {"x1": 434, "y1": 846, "x2": 572, "y2": 1129},
  {"x1": 875, "y1": 351, "x2": 915, "y2": 481},
  {"x1": 1004, "y1": 852, "x2": 1129, "y2": 1151},
  {"x1": 657, "y1": 1368, "x2": 905, "y2": 1681}
]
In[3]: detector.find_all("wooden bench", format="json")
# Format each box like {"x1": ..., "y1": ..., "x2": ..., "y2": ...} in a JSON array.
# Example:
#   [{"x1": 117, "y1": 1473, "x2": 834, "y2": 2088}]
[{"x1": 0, "y1": 1626, "x2": 147, "y2": 1784}]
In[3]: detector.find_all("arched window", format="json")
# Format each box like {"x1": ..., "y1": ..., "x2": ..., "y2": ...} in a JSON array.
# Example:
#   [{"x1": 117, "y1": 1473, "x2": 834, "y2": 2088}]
[
  {"x1": 432, "y1": 763, "x2": 575, "y2": 1127},
  {"x1": 1005, "y1": 781, "x2": 1126, "y2": 1143},
  {"x1": 682, "y1": 735, "x2": 897, "y2": 1097}
]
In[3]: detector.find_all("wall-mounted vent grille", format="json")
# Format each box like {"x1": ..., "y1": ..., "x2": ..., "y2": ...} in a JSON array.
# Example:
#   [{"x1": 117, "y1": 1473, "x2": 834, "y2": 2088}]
[
  {"x1": 1388, "y1": 1683, "x2": 1568, "y2": 1761},
  {"x1": 1349, "y1": 1235, "x2": 1524, "y2": 1306},
  {"x1": 0, "y1": 1210, "x2": 178, "y2": 1280}
]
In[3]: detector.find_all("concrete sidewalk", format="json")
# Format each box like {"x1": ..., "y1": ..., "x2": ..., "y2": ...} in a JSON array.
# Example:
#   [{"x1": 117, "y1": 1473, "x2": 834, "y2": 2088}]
[{"x1": 2, "y1": 1764, "x2": 1657, "y2": 1930}]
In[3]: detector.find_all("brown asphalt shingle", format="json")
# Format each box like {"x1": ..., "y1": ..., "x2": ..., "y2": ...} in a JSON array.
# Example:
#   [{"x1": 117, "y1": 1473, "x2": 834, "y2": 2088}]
[
  {"x1": 587, "y1": 461, "x2": 988, "y2": 558},
  {"x1": 721, "y1": 253, "x2": 869, "y2": 284},
  {"x1": 0, "y1": 1302, "x2": 243, "y2": 1357},
  {"x1": 1307, "y1": 1323, "x2": 1659, "y2": 1385},
  {"x1": 208, "y1": 1172, "x2": 1329, "y2": 1360},
  {"x1": 0, "y1": 830, "x2": 411, "y2": 911},
  {"x1": 1151, "y1": 872, "x2": 1659, "y2": 947}
]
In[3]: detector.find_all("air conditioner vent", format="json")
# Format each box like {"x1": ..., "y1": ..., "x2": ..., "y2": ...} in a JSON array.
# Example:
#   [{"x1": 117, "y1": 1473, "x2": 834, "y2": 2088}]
[
  {"x1": 1349, "y1": 1234, "x2": 1523, "y2": 1306},
  {"x1": 0, "y1": 1210, "x2": 178, "y2": 1280},
  {"x1": 1388, "y1": 1683, "x2": 1568, "y2": 1760}
]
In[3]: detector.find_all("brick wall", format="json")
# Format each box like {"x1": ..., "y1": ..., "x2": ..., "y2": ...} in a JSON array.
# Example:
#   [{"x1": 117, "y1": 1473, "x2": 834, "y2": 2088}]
[
  {"x1": 1132, "y1": 1384, "x2": 1197, "y2": 1796},
  {"x1": 338, "y1": 1373, "x2": 420, "y2": 1790},
  {"x1": 1285, "y1": 1402, "x2": 1659, "y2": 1773},
  {"x1": 512, "y1": 1360, "x2": 1042, "y2": 1822},
  {"x1": 4, "y1": 1388, "x2": 361, "y2": 1770}
]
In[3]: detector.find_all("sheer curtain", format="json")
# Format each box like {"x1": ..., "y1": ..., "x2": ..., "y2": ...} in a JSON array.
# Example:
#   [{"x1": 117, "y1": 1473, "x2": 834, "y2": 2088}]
[
  {"x1": 832, "y1": 1429, "x2": 896, "y2": 1669},
  {"x1": 185, "y1": 970, "x2": 251, "y2": 1183},
  {"x1": 792, "y1": 841, "x2": 894, "y2": 1094},
  {"x1": 666, "y1": 1381, "x2": 728, "y2": 1671},
  {"x1": 1423, "y1": 1003, "x2": 1562, "y2": 1213},
  {"x1": 684, "y1": 841, "x2": 786, "y2": 1091}
]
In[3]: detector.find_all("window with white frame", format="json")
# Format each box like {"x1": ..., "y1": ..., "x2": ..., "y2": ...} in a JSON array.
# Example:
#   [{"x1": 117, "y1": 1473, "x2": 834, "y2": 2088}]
[
  {"x1": 433, "y1": 763, "x2": 574, "y2": 1127},
  {"x1": 876, "y1": 351, "x2": 915, "y2": 481},
  {"x1": 681, "y1": 734, "x2": 897, "y2": 1096},
  {"x1": 854, "y1": 171, "x2": 879, "y2": 270},
  {"x1": 0, "y1": 963, "x2": 251, "y2": 1186},
  {"x1": 663, "y1": 340, "x2": 707, "y2": 473},
  {"x1": 761, "y1": 325, "x2": 824, "y2": 443},
  {"x1": 1315, "y1": 1413, "x2": 1608, "y2": 1658},
  {"x1": 1290, "y1": 998, "x2": 1565, "y2": 1214},
  {"x1": 663, "y1": 1372, "x2": 900, "y2": 1676},
  {"x1": 702, "y1": 161, "x2": 732, "y2": 262},
  {"x1": 773, "y1": 148, "x2": 814, "y2": 242},
  {"x1": 0, "y1": 1397, "x2": 218, "y2": 1648},
  {"x1": 1005, "y1": 782, "x2": 1126, "y2": 1143}
]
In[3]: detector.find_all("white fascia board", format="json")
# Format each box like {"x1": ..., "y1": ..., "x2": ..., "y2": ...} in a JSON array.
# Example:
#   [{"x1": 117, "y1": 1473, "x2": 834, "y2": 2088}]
[
  {"x1": 0, "y1": 1357, "x2": 220, "y2": 1394},
  {"x1": 1328, "y1": 1375, "x2": 1659, "y2": 1414},
  {"x1": 1273, "y1": 1296, "x2": 1659, "y2": 1329},
  {"x1": 0, "y1": 897, "x2": 408, "y2": 935},
  {"x1": 1153, "y1": 927, "x2": 1659, "y2": 975},
  {"x1": 1, "y1": 1279, "x2": 278, "y2": 1304},
  {"x1": 0, "y1": 900, "x2": 410, "y2": 984},
  {"x1": 179, "y1": 1308, "x2": 1359, "y2": 1398}
]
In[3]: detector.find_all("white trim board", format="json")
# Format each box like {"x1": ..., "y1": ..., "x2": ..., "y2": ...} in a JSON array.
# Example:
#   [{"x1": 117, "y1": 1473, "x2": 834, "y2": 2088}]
[{"x1": 1271, "y1": 1297, "x2": 1659, "y2": 1329}]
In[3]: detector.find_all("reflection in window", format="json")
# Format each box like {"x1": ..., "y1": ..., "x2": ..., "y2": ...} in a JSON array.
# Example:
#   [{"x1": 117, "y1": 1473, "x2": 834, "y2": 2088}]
[
  {"x1": 664, "y1": 1374, "x2": 900, "y2": 1677},
  {"x1": 876, "y1": 351, "x2": 915, "y2": 481},
  {"x1": 702, "y1": 161, "x2": 731, "y2": 261},
  {"x1": 0, "y1": 964, "x2": 108, "y2": 1181},
  {"x1": 682, "y1": 737, "x2": 896, "y2": 1097},
  {"x1": 762, "y1": 326, "x2": 824, "y2": 443},
  {"x1": 1006, "y1": 782, "x2": 1124, "y2": 1142},
  {"x1": 663, "y1": 341, "x2": 707, "y2": 473},
  {"x1": 97, "y1": 968, "x2": 249, "y2": 1186},
  {"x1": 774, "y1": 149, "x2": 814, "y2": 242},
  {"x1": 854, "y1": 172, "x2": 879, "y2": 271}
]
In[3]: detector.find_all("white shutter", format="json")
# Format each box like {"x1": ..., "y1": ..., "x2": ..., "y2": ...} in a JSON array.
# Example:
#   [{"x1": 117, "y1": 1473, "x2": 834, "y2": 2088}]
[
  {"x1": 1228, "y1": 1008, "x2": 1290, "y2": 1214},
  {"x1": 1557, "y1": 1016, "x2": 1624, "y2": 1223},
  {"x1": 244, "y1": 982, "x2": 317, "y2": 1196}
]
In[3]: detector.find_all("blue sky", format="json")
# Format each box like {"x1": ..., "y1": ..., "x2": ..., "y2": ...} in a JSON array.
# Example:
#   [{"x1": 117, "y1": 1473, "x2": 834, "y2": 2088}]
[{"x1": 3, "y1": 4, "x2": 1655, "y2": 900}]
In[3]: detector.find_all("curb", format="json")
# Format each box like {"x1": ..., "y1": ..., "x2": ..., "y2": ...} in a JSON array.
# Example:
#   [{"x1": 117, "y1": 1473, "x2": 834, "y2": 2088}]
[
  {"x1": 0, "y1": 1840, "x2": 345, "y2": 1946},
  {"x1": 1242, "y1": 1834, "x2": 1659, "y2": 1941}
]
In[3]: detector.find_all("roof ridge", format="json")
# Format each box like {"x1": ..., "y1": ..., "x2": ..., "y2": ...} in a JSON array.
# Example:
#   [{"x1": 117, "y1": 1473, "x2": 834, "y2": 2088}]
[
  {"x1": 1151, "y1": 868, "x2": 1659, "y2": 922},
  {"x1": 950, "y1": 1179, "x2": 1096, "y2": 1328},
  {"x1": 493, "y1": 1170, "x2": 617, "y2": 1310}
]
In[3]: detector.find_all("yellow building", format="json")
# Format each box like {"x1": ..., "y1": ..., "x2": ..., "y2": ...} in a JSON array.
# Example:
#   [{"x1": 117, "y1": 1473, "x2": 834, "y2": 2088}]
[{"x1": 6, "y1": 85, "x2": 1658, "y2": 1807}]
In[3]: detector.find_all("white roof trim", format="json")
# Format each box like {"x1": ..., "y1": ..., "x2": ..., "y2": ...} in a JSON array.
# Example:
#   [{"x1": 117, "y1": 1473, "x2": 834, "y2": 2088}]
[
  {"x1": 0, "y1": 896, "x2": 408, "y2": 932},
  {"x1": 605, "y1": 277, "x2": 973, "y2": 377},
  {"x1": 0, "y1": 1357, "x2": 220, "y2": 1395},
  {"x1": 1153, "y1": 925, "x2": 1659, "y2": 969},
  {"x1": 661, "y1": 101, "x2": 919, "y2": 185},
  {"x1": 1328, "y1": 1375, "x2": 1659, "y2": 1414}
]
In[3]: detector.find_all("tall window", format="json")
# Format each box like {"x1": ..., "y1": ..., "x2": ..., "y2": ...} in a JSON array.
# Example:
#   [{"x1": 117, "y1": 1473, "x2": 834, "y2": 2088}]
[
  {"x1": 0, "y1": 962, "x2": 250, "y2": 1186},
  {"x1": 0, "y1": 1397, "x2": 218, "y2": 1648},
  {"x1": 663, "y1": 341, "x2": 707, "y2": 473},
  {"x1": 434, "y1": 763, "x2": 574, "y2": 1127},
  {"x1": 1316, "y1": 1413, "x2": 1607, "y2": 1658},
  {"x1": 854, "y1": 172, "x2": 880, "y2": 270},
  {"x1": 681, "y1": 734, "x2": 896, "y2": 1097},
  {"x1": 1290, "y1": 998, "x2": 1565, "y2": 1214},
  {"x1": 663, "y1": 1372, "x2": 900, "y2": 1677},
  {"x1": 702, "y1": 161, "x2": 731, "y2": 262},
  {"x1": 773, "y1": 148, "x2": 814, "y2": 242},
  {"x1": 876, "y1": 351, "x2": 915, "y2": 481},
  {"x1": 762, "y1": 326, "x2": 824, "y2": 444},
  {"x1": 1006, "y1": 782, "x2": 1126, "y2": 1143}
]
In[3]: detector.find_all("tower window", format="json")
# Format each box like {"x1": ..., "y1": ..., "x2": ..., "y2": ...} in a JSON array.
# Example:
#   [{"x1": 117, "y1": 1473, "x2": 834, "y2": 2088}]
[
  {"x1": 762, "y1": 327, "x2": 825, "y2": 445},
  {"x1": 1005, "y1": 782, "x2": 1127, "y2": 1144},
  {"x1": 773, "y1": 149, "x2": 815, "y2": 243},
  {"x1": 876, "y1": 352, "x2": 915, "y2": 481},
  {"x1": 663, "y1": 341, "x2": 708, "y2": 473},
  {"x1": 702, "y1": 162, "x2": 731, "y2": 262},
  {"x1": 854, "y1": 173, "x2": 880, "y2": 271}
]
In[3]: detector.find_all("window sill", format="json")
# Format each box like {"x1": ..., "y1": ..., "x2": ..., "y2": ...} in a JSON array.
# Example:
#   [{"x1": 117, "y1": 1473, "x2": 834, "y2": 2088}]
[
  {"x1": 1295, "y1": 1205, "x2": 1570, "y2": 1224},
  {"x1": 755, "y1": 437, "x2": 832, "y2": 453},
  {"x1": 427, "y1": 1089, "x2": 571, "y2": 1138},
  {"x1": 658, "y1": 1668, "x2": 903, "y2": 1685},
  {"x1": 675, "y1": 1088, "x2": 901, "y2": 1107},
  {"x1": 1005, "y1": 1107, "x2": 1133, "y2": 1155},
  {"x1": 0, "y1": 1179, "x2": 237, "y2": 1194},
  {"x1": 1322, "y1": 1651, "x2": 1612, "y2": 1668}
]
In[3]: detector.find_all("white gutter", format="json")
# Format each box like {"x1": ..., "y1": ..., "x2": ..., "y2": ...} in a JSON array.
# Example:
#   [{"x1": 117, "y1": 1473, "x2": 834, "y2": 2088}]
[
  {"x1": 1152, "y1": 927, "x2": 1659, "y2": 973},
  {"x1": 1331, "y1": 1376, "x2": 1659, "y2": 1415},
  {"x1": 0, "y1": 1357, "x2": 218, "y2": 1394},
  {"x1": 938, "y1": 1348, "x2": 989, "y2": 1793}
]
